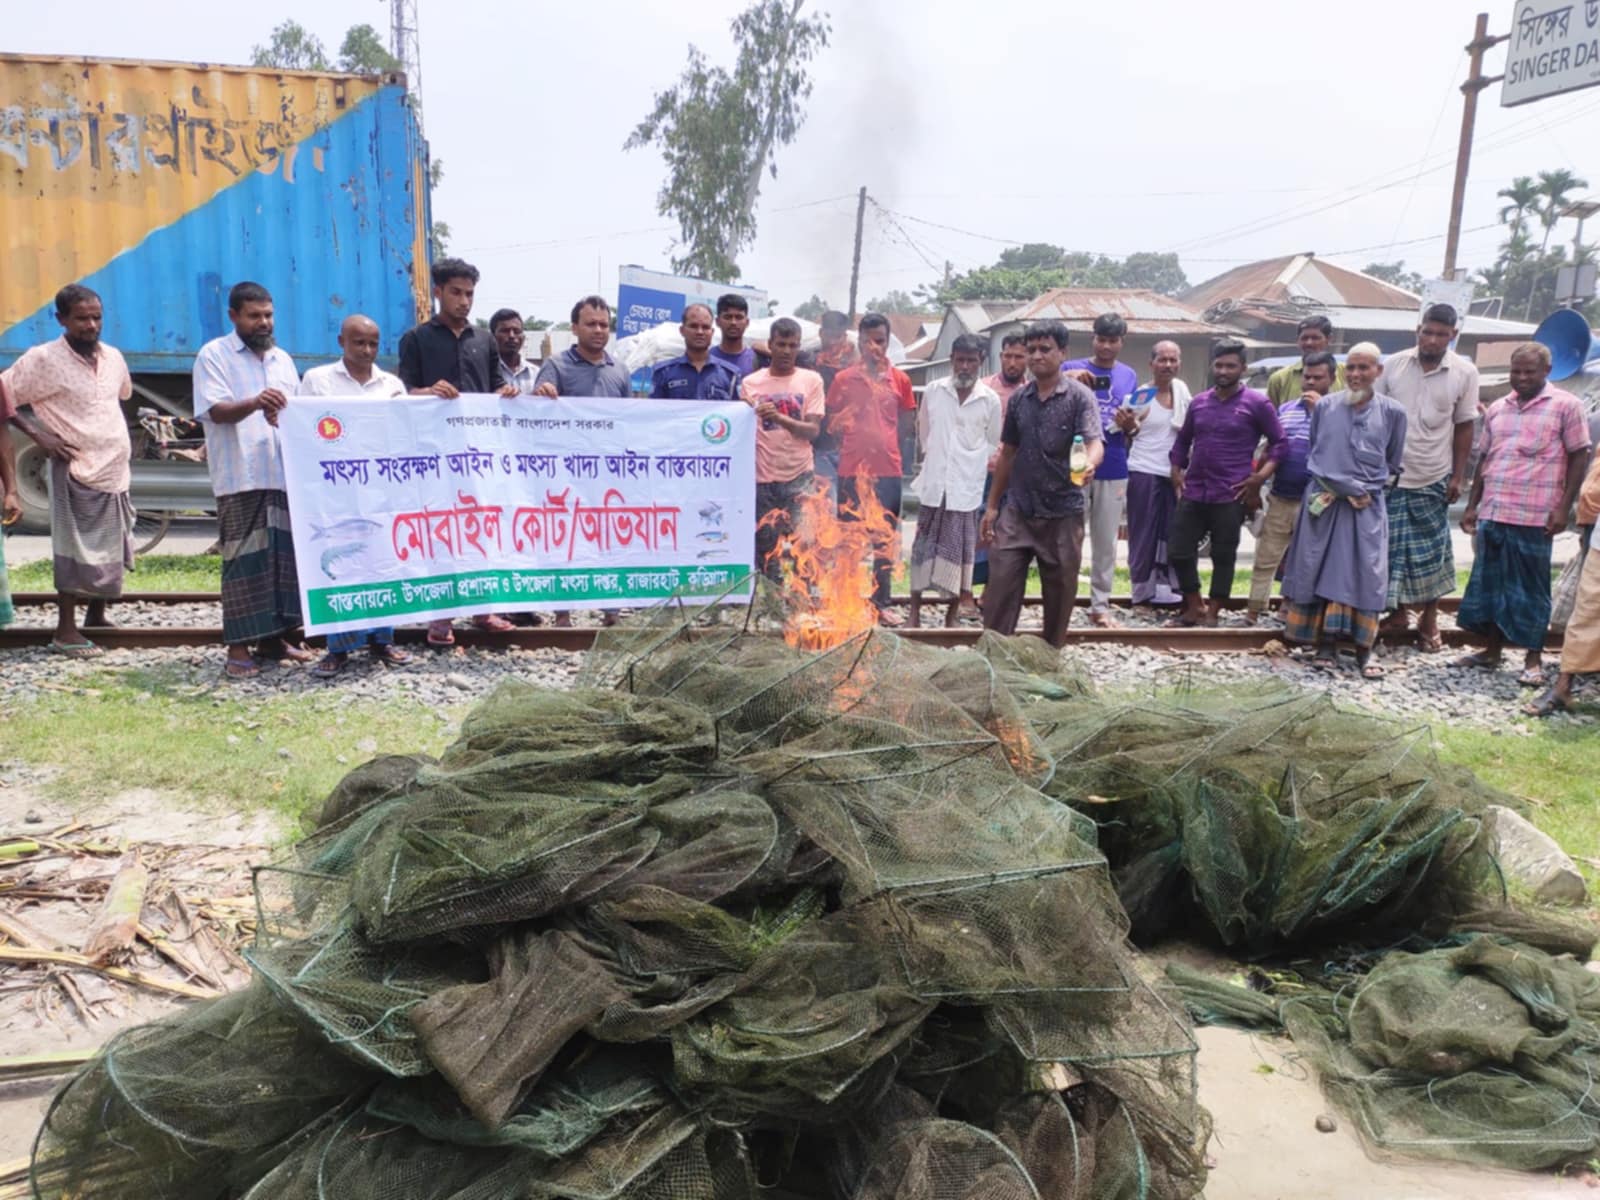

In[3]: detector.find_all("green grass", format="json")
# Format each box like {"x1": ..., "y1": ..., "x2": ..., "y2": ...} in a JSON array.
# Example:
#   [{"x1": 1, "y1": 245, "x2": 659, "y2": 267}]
[
  {"x1": 0, "y1": 661, "x2": 459, "y2": 834},
  {"x1": 11, "y1": 553, "x2": 222, "y2": 593},
  {"x1": 1433, "y1": 723, "x2": 1600, "y2": 885}
]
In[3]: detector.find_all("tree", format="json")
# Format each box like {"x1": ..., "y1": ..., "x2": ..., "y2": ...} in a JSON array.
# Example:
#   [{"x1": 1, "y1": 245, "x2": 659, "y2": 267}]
[
  {"x1": 338, "y1": 23, "x2": 400, "y2": 73},
  {"x1": 920, "y1": 249, "x2": 1189, "y2": 306},
  {"x1": 1361, "y1": 260, "x2": 1425, "y2": 294},
  {"x1": 625, "y1": 0, "x2": 831, "y2": 281},
  {"x1": 864, "y1": 289, "x2": 934, "y2": 315},
  {"x1": 1116, "y1": 252, "x2": 1188, "y2": 296},
  {"x1": 1536, "y1": 168, "x2": 1590, "y2": 252},
  {"x1": 252, "y1": 20, "x2": 329, "y2": 70},
  {"x1": 995, "y1": 243, "x2": 1071, "y2": 271},
  {"x1": 792, "y1": 294, "x2": 831, "y2": 321},
  {"x1": 1497, "y1": 176, "x2": 1541, "y2": 237}
]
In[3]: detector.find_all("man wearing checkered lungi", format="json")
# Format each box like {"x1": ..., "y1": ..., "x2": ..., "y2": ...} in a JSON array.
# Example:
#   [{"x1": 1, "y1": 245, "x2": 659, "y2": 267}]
[{"x1": 1380, "y1": 304, "x2": 1479, "y2": 651}]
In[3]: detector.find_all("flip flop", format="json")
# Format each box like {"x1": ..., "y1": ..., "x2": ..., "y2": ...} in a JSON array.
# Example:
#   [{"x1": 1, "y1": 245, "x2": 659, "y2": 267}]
[
  {"x1": 1416, "y1": 630, "x2": 1444, "y2": 653},
  {"x1": 1361, "y1": 662, "x2": 1386, "y2": 680},
  {"x1": 1517, "y1": 667, "x2": 1547, "y2": 688},
  {"x1": 1311, "y1": 653, "x2": 1337, "y2": 672},
  {"x1": 311, "y1": 653, "x2": 349, "y2": 680},
  {"x1": 1450, "y1": 652, "x2": 1499, "y2": 670},
  {"x1": 370, "y1": 644, "x2": 411, "y2": 666},
  {"x1": 48, "y1": 639, "x2": 101, "y2": 658},
  {"x1": 1523, "y1": 688, "x2": 1568, "y2": 717},
  {"x1": 223, "y1": 658, "x2": 260, "y2": 680},
  {"x1": 427, "y1": 630, "x2": 457, "y2": 648},
  {"x1": 471, "y1": 614, "x2": 517, "y2": 633},
  {"x1": 261, "y1": 641, "x2": 317, "y2": 665}
]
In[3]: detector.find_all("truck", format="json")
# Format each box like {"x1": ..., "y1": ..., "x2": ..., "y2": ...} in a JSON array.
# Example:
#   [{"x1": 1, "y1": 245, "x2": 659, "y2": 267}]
[{"x1": 0, "y1": 52, "x2": 433, "y2": 532}]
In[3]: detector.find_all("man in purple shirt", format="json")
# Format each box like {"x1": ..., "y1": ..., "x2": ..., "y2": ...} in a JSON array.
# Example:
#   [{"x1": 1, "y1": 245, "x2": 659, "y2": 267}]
[{"x1": 1168, "y1": 339, "x2": 1287, "y2": 626}]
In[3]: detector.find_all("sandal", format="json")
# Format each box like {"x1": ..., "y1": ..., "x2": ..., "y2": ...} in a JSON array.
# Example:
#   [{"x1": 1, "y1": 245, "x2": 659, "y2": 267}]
[
  {"x1": 1311, "y1": 652, "x2": 1337, "y2": 672},
  {"x1": 48, "y1": 638, "x2": 102, "y2": 658},
  {"x1": 1516, "y1": 666, "x2": 1547, "y2": 688},
  {"x1": 1416, "y1": 629, "x2": 1444, "y2": 653},
  {"x1": 311, "y1": 653, "x2": 349, "y2": 680},
  {"x1": 1523, "y1": 688, "x2": 1569, "y2": 717},
  {"x1": 1163, "y1": 614, "x2": 1205, "y2": 629},
  {"x1": 370, "y1": 644, "x2": 411, "y2": 666},
  {"x1": 223, "y1": 658, "x2": 260, "y2": 680},
  {"x1": 1450, "y1": 652, "x2": 1500, "y2": 670},
  {"x1": 471, "y1": 614, "x2": 517, "y2": 633},
  {"x1": 427, "y1": 629, "x2": 457, "y2": 648},
  {"x1": 1360, "y1": 661, "x2": 1386, "y2": 680},
  {"x1": 260, "y1": 640, "x2": 316, "y2": 665}
]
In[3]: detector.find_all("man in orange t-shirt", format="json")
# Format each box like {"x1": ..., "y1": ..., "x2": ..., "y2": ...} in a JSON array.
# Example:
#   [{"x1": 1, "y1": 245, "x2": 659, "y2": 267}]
[
  {"x1": 824, "y1": 313, "x2": 916, "y2": 622},
  {"x1": 741, "y1": 317, "x2": 824, "y2": 582}
]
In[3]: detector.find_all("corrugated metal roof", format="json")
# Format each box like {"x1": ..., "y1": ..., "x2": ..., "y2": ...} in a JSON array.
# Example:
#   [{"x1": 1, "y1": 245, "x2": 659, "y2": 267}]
[
  {"x1": 1182, "y1": 254, "x2": 1420, "y2": 313},
  {"x1": 883, "y1": 313, "x2": 936, "y2": 347},
  {"x1": 1317, "y1": 305, "x2": 1536, "y2": 336},
  {"x1": 981, "y1": 288, "x2": 1233, "y2": 335}
]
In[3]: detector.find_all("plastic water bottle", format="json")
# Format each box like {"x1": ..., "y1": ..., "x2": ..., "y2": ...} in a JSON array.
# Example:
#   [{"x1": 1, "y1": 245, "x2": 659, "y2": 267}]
[{"x1": 1069, "y1": 435, "x2": 1089, "y2": 486}]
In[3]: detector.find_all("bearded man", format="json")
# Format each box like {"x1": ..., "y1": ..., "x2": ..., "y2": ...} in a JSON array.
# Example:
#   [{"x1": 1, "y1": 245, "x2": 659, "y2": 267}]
[{"x1": 1280, "y1": 344, "x2": 1407, "y2": 678}]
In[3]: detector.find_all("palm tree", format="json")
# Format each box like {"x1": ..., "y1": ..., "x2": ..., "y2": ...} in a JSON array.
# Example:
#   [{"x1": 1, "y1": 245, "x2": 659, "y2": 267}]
[
  {"x1": 1497, "y1": 176, "x2": 1541, "y2": 236},
  {"x1": 1536, "y1": 168, "x2": 1590, "y2": 252}
]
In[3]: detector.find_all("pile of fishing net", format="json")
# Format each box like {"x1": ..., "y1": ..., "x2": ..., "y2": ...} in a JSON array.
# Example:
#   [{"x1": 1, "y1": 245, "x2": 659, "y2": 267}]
[
  {"x1": 28, "y1": 585, "x2": 1596, "y2": 1195},
  {"x1": 1167, "y1": 937, "x2": 1600, "y2": 1170},
  {"x1": 30, "y1": 594, "x2": 1208, "y2": 1200}
]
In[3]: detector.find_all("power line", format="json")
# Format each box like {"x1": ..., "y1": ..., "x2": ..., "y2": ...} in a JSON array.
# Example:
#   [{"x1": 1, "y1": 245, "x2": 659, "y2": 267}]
[
  {"x1": 1169, "y1": 94, "x2": 1600, "y2": 254},
  {"x1": 458, "y1": 193, "x2": 858, "y2": 256}
]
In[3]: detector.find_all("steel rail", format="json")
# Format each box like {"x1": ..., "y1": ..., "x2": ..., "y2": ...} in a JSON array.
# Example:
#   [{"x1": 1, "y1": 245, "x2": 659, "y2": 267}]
[{"x1": 0, "y1": 624, "x2": 1540, "y2": 654}]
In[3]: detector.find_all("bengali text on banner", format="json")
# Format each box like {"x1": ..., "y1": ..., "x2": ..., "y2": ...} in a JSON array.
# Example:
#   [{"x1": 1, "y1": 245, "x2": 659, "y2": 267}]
[{"x1": 278, "y1": 394, "x2": 756, "y2": 634}]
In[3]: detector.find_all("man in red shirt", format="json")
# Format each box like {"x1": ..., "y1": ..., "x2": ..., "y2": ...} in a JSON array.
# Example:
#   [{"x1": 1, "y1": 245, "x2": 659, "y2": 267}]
[{"x1": 825, "y1": 313, "x2": 916, "y2": 623}]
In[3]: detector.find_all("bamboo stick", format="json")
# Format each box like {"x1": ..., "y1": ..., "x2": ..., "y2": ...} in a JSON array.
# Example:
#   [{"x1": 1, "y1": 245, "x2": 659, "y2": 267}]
[{"x1": 0, "y1": 946, "x2": 220, "y2": 1001}]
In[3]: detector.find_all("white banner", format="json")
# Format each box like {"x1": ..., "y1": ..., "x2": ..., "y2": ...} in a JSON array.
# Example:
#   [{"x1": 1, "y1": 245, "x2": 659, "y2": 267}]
[{"x1": 278, "y1": 395, "x2": 756, "y2": 634}]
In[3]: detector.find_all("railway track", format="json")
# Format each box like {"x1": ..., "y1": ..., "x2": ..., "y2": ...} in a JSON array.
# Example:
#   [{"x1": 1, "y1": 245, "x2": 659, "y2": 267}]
[{"x1": 1, "y1": 593, "x2": 1522, "y2": 654}]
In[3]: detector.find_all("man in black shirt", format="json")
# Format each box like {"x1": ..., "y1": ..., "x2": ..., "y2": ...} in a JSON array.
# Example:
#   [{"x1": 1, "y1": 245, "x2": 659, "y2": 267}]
[
  {"x1": 396, "y1": 257, "x2": 514, "y2": 645},
  {"x1": 397, "y1": 258, "x2": 503, "y2": 397}
]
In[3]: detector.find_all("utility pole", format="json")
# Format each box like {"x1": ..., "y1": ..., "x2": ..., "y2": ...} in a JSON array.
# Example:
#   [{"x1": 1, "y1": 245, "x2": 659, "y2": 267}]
[
  {"x1": 389, "y1": 0, "x2": 424, "y2": 130},
  {"x1": 1441, "y1": 13, "x2": 1507, "y2": 279},
  {"x1": 847, "y1": 185, "x2": 867, "y2": 321}
]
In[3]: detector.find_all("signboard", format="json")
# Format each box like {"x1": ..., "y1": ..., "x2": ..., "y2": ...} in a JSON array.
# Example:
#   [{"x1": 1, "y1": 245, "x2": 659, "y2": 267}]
[
  {"x1": 1556, "y1": 261, "x2": 1599, "y2": 303},
  {"x1": 617, "y1": 265, "x2": 767, "y2": 337},
  {"x1": 279, "y1": 395, "x2": 755, "y2": 634},
  {"x1": 1501, "y1": 1, "x2": 1600, "y2": 106},
  {"x1": 1420, "y1": 277, "x2": 1477, "y2": 319}
]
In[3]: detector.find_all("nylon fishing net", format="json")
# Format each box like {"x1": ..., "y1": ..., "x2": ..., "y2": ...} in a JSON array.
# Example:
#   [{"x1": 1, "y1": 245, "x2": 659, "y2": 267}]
[
  {"x1": 1168, "y1": 936, "x2": 1600, "y2": 1171},
  {"x1": 28, "y1": 581, "x2": 1595, "y2": 1194}
]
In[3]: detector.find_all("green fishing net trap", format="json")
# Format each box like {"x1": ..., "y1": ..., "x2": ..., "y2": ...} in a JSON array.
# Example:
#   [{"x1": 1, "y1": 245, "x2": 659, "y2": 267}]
[{"x1": 27, "y1": 580, "x2": 1598, "y2": 1196}]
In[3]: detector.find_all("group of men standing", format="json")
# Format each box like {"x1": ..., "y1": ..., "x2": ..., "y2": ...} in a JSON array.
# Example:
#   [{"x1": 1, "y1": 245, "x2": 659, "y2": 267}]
[{"x1": 1, "y1": 275, "x2": 1596, "y2": 709}]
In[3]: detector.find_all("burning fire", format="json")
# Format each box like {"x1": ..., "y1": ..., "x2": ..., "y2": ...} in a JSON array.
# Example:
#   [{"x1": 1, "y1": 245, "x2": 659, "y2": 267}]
[{"x1": 765, "y1": 470, "x2": 899, "y2": 651}]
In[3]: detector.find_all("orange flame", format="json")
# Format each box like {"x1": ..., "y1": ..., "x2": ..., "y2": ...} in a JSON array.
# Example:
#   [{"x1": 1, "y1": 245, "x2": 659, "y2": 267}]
[{"x1": 765, "y1": 470, "x2": 898, "y2": 651}]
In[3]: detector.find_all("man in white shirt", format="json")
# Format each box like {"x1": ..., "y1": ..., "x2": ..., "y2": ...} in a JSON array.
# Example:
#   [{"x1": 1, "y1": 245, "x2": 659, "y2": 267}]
[
  {"x1": 297, "y1": 315, "x2": 414, "y2": 680},
  {"x1": 909, "y1": 334, "x2": 1001, "y2": 627},
  {"x1": 1380, "y1": 303, "x2": 1480, "y2": 651},
  {"x1": 490, "y1": 309, "x2": 539, "y2": 395},
  {"x1": 192, "y1": 282, "x2": 309, "y2": 681}
]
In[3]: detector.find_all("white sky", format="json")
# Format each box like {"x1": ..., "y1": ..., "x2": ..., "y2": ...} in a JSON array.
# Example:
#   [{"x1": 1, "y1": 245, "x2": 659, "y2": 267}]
[{"x1": 14, "y1": 0, "x2": 1600, "y2": 321}]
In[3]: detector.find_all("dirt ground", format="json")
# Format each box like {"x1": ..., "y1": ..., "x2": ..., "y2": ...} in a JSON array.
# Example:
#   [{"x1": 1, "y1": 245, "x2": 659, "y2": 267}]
[
  {"x1": 0, "y1": 784, "x2": 283, "y2": 1165},
  {"x1": 0, "y1": 782, "x2": 1591, "y2": 1196}
]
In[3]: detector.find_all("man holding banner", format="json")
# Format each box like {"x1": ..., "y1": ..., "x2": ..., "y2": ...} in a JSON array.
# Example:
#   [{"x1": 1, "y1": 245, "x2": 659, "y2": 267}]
[
  {"x1": 298, "y1": 315, "x2": 413, "y2": 680},
  {"x1": 193, "y1": 282, "x2": 313, "y2": 681}
]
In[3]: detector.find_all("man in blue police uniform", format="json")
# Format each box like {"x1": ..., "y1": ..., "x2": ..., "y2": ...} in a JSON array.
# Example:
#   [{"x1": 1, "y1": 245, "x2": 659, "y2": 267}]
[{"x1": 649, "y1": 303, "x2": 742, "y2": 401}]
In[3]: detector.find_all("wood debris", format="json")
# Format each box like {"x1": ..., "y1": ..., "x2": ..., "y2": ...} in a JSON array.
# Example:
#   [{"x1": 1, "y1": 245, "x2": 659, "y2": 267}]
[{"x1": 0, "y1": 826, "x2": 266, "y2": 1035}]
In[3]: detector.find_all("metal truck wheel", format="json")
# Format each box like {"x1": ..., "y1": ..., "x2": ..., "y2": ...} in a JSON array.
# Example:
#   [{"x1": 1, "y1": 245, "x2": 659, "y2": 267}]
[{"x1": 11, "y1": 430, "x2": 51, "y2": 533}]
